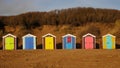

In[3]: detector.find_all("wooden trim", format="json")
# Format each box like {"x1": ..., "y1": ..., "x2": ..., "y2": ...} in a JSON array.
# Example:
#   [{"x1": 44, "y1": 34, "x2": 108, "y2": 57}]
[
  {"x1": 54, "y1": 37, "x2": 56, "y2": 49},
  {"x1": 14, "y1": 38, "x2": 16, "y2": 50},
  {"x1": 3, "y1": 38, "x2": 4, "y2": 50}
]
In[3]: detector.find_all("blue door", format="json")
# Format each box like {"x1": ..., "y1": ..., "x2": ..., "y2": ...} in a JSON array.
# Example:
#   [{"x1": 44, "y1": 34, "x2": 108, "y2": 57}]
[
  {"x1": 106, "y1": 36, "x2": 112, "y2": 49},
  {"x1": 64, "y1": 36, "x2": 73, "y2": 49},
  {"x1": 25, "y1": 37, "x2": 34, "y2": 49}
]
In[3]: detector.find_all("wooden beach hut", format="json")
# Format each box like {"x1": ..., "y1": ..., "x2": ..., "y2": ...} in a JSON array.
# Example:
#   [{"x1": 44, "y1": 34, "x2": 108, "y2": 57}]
[
  {"x1": 62, "y1": 34, "x2": 76, "y2": 49},
  {"x1": 3, "y1": 34, "x2": 17, "y2": 50},
  {"x1": 82, "y1": 33, "x2": 96, "y2": 49},
  {"x1": 42, "y1": 33, "x2": 56, "y2": 50},
  {"x1": 102, "y1": 34, "x2": 116, "y2": 49},
  {"x1": 22, "y1": 34, "x2": 36, "y2": 50}
]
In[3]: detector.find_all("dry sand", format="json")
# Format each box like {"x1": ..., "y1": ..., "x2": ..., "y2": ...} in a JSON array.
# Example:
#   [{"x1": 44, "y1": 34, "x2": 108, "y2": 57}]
[{"x1": 0, "y1": 49, "x2": 120, "y2": 68}]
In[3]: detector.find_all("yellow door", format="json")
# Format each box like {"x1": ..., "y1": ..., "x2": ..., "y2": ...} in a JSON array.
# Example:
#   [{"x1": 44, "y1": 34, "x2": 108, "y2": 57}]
[
  {"x1": 5, "y1": 37, "x2": 15, "y2": 50},
  {"x1": 45, "y1": 37, "x2": 54, "y2": 50}
]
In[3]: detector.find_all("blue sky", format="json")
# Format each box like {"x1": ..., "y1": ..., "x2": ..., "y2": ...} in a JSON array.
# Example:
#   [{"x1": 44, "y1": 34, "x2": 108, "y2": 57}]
[{"x1": 0, "y1": 0, "x2": 120, "y2": 16}]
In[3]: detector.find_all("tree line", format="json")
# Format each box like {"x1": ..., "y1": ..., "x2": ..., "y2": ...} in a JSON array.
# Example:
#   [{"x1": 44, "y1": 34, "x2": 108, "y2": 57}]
[{"x1": 0, "y1": 7, "x2": 120, "y2": 29}]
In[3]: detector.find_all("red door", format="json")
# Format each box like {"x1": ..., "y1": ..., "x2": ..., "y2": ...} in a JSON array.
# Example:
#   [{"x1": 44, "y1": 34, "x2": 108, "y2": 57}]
[{"x1": 85, "y1": 36, "x2": 94, "y2": 49}]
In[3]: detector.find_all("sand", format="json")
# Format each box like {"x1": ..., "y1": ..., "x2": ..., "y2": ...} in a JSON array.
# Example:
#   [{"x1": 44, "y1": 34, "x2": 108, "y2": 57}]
[{"x1": 0, "y1": 49, "x2": 120, "y2": 68}]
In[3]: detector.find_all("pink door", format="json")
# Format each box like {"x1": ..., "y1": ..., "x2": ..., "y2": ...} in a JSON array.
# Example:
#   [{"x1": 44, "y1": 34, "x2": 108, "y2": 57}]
[{"x1": 85, "y1": 36, "x2": 94, "y2": 49}]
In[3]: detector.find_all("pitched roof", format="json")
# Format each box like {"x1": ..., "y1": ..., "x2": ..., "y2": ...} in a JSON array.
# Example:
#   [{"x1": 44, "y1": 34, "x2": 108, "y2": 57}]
[
  {"x1": 42, "y1": 33, "x2": 56, "y2": 38},
  {"x1": 2, "y1": 33, "x2": 16, "y2": 38},
  {"x1": 102, "y1": 34, "x2": 116, "y2": 38},
  {"x1": 83, "y1": 33, "x2": 96, "y2": 37},
  {"x1": 22, "y1": 33, "x2": 36, "y2": 38},
  {"x1": 62, "y1": 34, "x2": 76, "y2": 38}
]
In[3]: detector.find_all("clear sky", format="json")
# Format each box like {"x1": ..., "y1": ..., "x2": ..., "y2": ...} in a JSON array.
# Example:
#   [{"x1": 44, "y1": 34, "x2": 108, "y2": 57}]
[{"x1": 0, "y1": 0, "x2": 120, "y2": 16}]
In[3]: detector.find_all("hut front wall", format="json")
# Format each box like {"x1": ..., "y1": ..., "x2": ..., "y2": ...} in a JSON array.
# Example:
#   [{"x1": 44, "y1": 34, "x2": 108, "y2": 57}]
[
  {"x1": 103, "y1": 36, "x2": 115, "y2": 49},
  {"x1": 24, "y1": 37, "x2": 35, "y2": 49},
  {"x1": 85, "y1": 36, "x2": 94, "y2": 49},
  {"x1": 112, "y1": 37, "x2": 115, "y2": 49},
  {"x1": 4, "y1": 37, "x2": 15, "y2": 50},
  {"x1": 63, "y1": 36, "x2": 75, "y2": 49},
  {"x1": 45, "y1": 37, "x2": 54, "y2": 50}
]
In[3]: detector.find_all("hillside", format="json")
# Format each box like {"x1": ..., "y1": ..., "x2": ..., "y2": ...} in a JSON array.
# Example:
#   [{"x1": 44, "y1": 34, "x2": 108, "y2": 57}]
[
  {"x1": 0, "y1": 7, "x2": 120, "y2": 49},
  {"x1": 0, "y1": 50, "x2": 120, "y2": 68},
  {"x1": 0, "y1": 23, "x2": 120, "y2": 49}
]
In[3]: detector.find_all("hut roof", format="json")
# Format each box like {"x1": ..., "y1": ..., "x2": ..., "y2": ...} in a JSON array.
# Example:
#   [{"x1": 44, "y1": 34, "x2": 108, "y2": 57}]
[
  {"x1": 102, "y1": 34, "x2": 116, "y2": 38},
  {"x1": 62, "y1": 34, "x2": 76, "y2": 38},
  {"x1": 83, "y1": 33, "x2": 96, "y2": 38},
  {"x1": 2, "y1": 34, "x2": 16, "y2": 38},
  {"x1": 22, "y1": 34, "x2": 36, "y2": 38},
  {"x1": 42, "y1": 33, "x2": 56, "y2": 38}
]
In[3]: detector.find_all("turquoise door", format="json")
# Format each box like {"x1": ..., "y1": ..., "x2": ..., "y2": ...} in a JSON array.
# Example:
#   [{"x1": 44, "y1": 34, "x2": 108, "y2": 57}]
[
  {"x1": 66, "y1": 42, "x2": 72, "y2": 49},
  {"x1": 106, "y1": 36, "x2": 112, "y2": 49}
]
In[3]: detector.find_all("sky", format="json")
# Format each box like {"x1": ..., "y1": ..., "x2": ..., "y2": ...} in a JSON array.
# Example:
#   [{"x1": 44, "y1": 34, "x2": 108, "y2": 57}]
[{"x1": 0, "y1": 0, "x2": 120, "y2": 16}]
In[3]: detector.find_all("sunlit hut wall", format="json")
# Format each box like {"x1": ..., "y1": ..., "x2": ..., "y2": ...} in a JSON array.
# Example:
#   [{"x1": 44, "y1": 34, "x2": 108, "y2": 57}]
[
  {"x1": 82, "y1": 33, "x2": 96, "y2": 49},
  {"x1": 2, "y1": 34, "x2": 17, "y2": 50},
  {"x1": 102, "y1": 34, "x2": 116, "y2": 49},
  {"x1": 22, "y1": 34, "x2": 36, "y2": 50},
  {"x1": 42, "y1": 33, "x2": 56, "y2": 50},
  {"x1": 62, "y1": 34, "x2": 76, "y2": 49}
]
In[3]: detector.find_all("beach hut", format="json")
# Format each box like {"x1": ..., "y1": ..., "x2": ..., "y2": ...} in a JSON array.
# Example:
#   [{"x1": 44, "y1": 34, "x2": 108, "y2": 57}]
[
  {"x1": 22, "y1": 34, "x2": 36, "y2": 50},
  {"x1": 82, "y1": 33, "x2": 96, "y2": 49},
  {"x1": 3, "y1": 34, "x2": 16, "y2": 50},
  {"x1": 62, "y1": 34, "x2": 76, "y2": 49},
  {"x1": 42, "y1": 33, "x2": 56, "y2": 50},
  {"x1": 102, "y1": 34, "x2": 116, "y2": 49}
]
